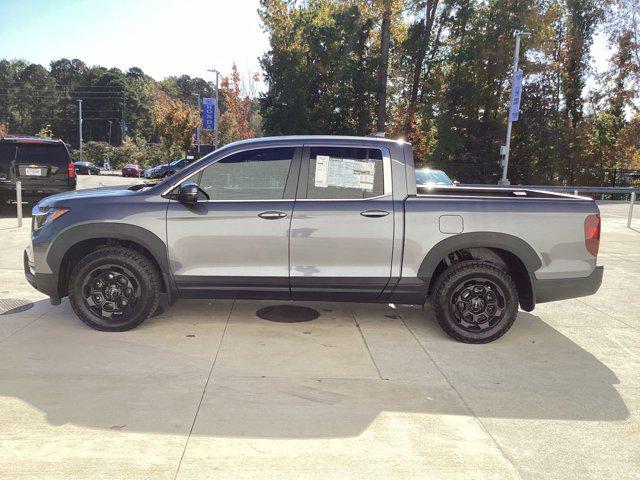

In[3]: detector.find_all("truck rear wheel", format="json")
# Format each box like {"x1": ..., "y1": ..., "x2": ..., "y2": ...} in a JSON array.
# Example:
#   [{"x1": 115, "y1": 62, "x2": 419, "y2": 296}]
[
  {"x1": 431, "y1": 260, "x2": 518, "y2": 343},
  {"x1": 69, "y1": 246, "x2": 161, "y2": 331}
]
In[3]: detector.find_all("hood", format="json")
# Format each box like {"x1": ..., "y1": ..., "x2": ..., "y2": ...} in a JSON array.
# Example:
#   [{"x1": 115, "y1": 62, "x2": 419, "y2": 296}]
[{"x1": 38, "y1": 184, "x2": 139, "y2": 207}]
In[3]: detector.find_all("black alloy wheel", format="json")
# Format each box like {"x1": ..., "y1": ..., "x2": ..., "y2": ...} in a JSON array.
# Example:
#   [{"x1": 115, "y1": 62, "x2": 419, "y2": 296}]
[
  {"x1": 431, "y1": 260, "x2": 519, "y2": 343},
  {"x1": 449, "y1": 277, "x2": 506, "y2": 332},
  {"x1": 81, "y1": 264, "x2": 141, "y2": 323},
  {"x1": 69, "y1": 246, "x2": 161, "y2": 331}
]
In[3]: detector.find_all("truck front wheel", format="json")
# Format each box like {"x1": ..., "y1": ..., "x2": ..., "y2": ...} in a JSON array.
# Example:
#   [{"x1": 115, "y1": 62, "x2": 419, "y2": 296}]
[
  {"x1": 431, "y1": 260, "x2": 519, "y2": 343},
  {"x1": 68, "y1": 246, "x2": 161, "y2": 331}
]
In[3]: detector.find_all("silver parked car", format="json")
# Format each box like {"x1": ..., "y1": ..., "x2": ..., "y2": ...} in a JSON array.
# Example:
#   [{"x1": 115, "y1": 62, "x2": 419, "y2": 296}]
[{"x1": 415, "y1": 168, "x2": 454, "y2": 187}]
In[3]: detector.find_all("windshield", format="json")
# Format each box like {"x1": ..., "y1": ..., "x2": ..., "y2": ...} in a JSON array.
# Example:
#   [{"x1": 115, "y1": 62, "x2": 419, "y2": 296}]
[{"x1": 415, "y1": 169, "x2": 453, "y2": 186}]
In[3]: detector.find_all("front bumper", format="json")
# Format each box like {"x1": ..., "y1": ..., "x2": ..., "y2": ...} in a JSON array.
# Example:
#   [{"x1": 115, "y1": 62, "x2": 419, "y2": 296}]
[
  {"x1": 534, "y1": 266, "x2": 604, "y2": 304},
  {"x1": 24, "y1": 249, "x2": 60, "y2": 303}
]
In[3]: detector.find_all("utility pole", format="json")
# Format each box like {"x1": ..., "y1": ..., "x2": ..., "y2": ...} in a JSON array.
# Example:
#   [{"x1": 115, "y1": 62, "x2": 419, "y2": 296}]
[
  {"x1": 108, "y1": 120, "x2": 113, "y2": 146},
  {"x1": 77, "y1": 99, "x2": 83, "y2": 162},
  {"x1": 499, "y1": 30, "x2": 530, "y2": 185},
  {"x1": 120, "y1": 93, "x2": 127, "y2": 144},
  {"x1": 207, "y1": 68, "x2": 220, "y2": 148}
]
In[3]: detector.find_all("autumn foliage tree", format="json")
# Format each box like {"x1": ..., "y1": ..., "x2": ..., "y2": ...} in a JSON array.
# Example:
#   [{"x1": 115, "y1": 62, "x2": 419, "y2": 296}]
[
  {"x1": 218, "y1": 64, "x2": 259, "y2": 144},
  {"x1": 153, "y1": 88, "x2": 200, "y2": 157},
  {"x1": 259, "y1": 0, "x2": 639, "y2": 185}
]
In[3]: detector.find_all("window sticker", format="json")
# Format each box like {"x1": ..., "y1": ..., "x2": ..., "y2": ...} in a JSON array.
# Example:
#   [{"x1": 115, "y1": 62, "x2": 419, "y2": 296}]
[
  {"x1": 314, "y1": 155, "x2": 330, "y2": 188},
  {"x1": 314, "y1": 156, "x2": 376, "y2": 191}
]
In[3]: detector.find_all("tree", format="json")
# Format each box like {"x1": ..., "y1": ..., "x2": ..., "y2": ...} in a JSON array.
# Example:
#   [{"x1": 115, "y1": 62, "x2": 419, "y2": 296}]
[
  {"x1": 260, "y1": 0, "x2": 386, "y2": 136},
  {"x1": 403, "y1": 0, "x2": 442, "y2": 134},
  {"x1": 375, "y1": 0, "x2": 393, "y2": 131},
  {"x1": 560, "y1": 0, "x2": 603, "y2": 127},
  {"x1": 36, "y1": 124, "x2": 54, "y2": 139},
  {"x1": 218, "y1": 65, "x2": 260, "y2": 144},
  {"x1": 153, "y1": 88, "x2": 199, "y2": 156}
]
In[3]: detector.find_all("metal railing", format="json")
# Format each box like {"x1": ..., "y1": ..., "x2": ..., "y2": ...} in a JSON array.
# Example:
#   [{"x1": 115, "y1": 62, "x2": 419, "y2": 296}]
[
  {"x1": 11, "y1": 180, "x2": 639, "y2": 229},
  {"x1": 461, "y1": 184, "x2": 639, "y2": 229}
]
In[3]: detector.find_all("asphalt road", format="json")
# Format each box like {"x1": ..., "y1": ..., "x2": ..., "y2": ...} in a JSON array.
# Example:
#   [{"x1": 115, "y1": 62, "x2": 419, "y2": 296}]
[{"x1": 0, "y1": 176, "x2": 638, "y2": 479}]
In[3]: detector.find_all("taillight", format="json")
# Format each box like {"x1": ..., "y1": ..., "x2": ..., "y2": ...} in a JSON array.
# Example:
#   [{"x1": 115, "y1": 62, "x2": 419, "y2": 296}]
[
  {"x1": 584, "y1": 214, "x2": 600, "y2": 256},
  {"x1": 68, "y1": 161, "x2": 75, "y2": 179}
]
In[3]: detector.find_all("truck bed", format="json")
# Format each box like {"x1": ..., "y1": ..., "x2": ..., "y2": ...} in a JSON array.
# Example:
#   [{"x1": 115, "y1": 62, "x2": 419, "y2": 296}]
[{"x1": 416, "y1": 185, "x2": 582, "y2": 200}]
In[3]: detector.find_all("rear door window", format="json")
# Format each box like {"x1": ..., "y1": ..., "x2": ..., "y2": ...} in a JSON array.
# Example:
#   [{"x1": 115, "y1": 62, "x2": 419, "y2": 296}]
[
  {"x1": 15, "y1": 144, "x2": 69, "y2": 168},
  {"x1": 0, "y1": 144, "x2": 16, "y2": 178},
  {"x1": 306, "y1": 147, "x2": 388, "y2": 199}
]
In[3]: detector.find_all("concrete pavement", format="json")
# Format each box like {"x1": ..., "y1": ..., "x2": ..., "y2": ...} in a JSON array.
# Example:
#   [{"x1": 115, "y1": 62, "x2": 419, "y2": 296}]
[{"x1": 0, "y1": 178, "x2": 638, "y2": 479}]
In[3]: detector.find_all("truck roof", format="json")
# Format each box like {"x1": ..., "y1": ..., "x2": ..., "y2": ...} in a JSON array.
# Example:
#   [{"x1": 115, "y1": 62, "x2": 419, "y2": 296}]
[{"x1": 224, "y1": 135, "x2": 409, "y2": 148}]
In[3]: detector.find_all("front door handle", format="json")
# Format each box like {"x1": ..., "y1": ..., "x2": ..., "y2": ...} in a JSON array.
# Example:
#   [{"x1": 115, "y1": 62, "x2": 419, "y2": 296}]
[
  {"x1": 258, "y1": 211, "x2": 288, "y2": 220},
  {"x1": 360, "y1": 210, "x2": 389, "y2": 218}
]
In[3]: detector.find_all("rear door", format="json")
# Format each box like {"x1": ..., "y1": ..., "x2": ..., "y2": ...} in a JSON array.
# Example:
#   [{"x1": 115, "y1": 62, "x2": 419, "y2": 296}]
[
  {"x1": 14, "y1": 142, "x2": 71, "y2": 188},
  {"x1": 289, "y1": 145, "x2": 394, "y2": 301},
  {"x1": 166, "y1": 146, "x2": 302, "y2": 299}
]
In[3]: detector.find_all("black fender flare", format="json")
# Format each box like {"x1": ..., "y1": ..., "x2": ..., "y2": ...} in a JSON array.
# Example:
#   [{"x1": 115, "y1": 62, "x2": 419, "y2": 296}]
[
  {"x1": 47, "y1": 222, "x2": 176, "y2": 298},
  {"x1": 417, "y1": 232, "x2": 542, "y2": 310}
]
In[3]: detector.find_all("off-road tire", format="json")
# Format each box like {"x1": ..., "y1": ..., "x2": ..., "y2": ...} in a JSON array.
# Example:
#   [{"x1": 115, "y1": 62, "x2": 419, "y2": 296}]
[
  {"x1": 431, "y1": 260, "x2": 519, "y2": 343},
  {"x1": 69, "y1": 246, "x2": 161, "y2": 331}
]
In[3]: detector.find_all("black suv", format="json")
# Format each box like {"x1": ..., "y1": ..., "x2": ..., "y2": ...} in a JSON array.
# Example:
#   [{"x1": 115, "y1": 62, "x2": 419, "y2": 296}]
[{"x1": 0, "y1": 136, "x2": 76, "y2": 204}]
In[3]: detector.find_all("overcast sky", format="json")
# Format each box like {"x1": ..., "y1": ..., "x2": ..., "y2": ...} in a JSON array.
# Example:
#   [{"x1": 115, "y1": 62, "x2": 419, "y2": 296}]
[{"x1": 1, "y1": 0, "x2": 611, "y2": 91}]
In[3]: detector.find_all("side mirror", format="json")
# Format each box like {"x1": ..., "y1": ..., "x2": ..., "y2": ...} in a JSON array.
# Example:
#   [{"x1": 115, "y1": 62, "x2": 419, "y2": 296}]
[
  {"x1": 453, "y1": 180, "x2": 460, "y2": 186},
  {"x1": 177, "y1": 182, "x2": 199, "y2": 204}
]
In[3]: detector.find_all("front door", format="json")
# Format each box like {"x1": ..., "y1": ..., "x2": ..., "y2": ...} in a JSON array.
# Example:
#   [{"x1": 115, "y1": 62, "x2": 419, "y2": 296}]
[
  {"x1": 289, "y1": 146, "x2": 394, "y2": 301},
  {"x1": 166, "y1": 146, "x2": 301, "y2": 299}
]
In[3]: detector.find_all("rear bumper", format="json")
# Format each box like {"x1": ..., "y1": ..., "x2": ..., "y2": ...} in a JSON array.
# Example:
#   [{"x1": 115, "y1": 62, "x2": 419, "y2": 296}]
[
  {"x1": 534, "y1": 266, "x2": 604, "y2": 304},
  {"x1": 1, "y1": 183, "x2": 76, "y2": 200}
]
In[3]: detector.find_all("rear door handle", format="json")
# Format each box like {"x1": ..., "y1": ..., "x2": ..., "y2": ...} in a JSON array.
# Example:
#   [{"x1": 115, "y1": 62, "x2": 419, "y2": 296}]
[
  {"x1": 360, "y1": 210, "x2": 390, "y2": 218},
  {"x1": 258, "y1": 210, "x2": 288, "y2": 220}
]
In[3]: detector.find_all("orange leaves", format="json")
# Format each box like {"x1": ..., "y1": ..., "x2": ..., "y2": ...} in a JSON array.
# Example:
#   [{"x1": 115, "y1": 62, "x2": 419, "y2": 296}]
[
  {"x1": 153, "y1": 87, "x2": 199, "y2": 154},
  {"x1": 219, "y1": 64, "x2": 259, "y2": 143}
]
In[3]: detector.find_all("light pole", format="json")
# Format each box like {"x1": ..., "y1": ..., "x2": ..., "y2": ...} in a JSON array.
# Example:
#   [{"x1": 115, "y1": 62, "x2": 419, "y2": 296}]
[
  {"x1": 499, "y1": 30, "x2": 530, "y2": 185},
  {"x1": 207, "y1": 68, "x2": 220, "y2": 148},
  {"x1": 77, "y1": 99, "x2": 83, "y2": 162},
  {"x1": 107, "y1": 120, "x2": 113, "y2": 146},
  {"x1": 193, "y1": 93, "x2": 201, "y2": 154}
]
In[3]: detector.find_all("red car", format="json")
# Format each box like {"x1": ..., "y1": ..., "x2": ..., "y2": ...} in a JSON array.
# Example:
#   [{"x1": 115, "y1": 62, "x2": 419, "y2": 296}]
[{"x1": 122, "y1": 164, "x2": 142, "y2": 177}]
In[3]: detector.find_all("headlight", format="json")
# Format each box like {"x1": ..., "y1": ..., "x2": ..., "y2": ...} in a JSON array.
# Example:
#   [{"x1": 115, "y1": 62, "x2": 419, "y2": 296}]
[{"x1": 32, "y1": 205, "x2": 70, "y2": 231}]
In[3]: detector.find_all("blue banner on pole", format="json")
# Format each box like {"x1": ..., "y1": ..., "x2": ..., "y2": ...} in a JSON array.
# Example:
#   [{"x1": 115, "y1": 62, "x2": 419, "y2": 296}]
[
  {"x1": 509, "y1": 69, "x2": 524, "y2": 122},
  {"x1": 202, "y1": 97, "x2": 216, "y2": 131}
]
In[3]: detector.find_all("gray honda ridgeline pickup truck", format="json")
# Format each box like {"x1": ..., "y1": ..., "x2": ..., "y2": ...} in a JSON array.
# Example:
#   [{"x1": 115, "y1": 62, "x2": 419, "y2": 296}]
[{"x1": 24, "y1": 136, "x2": 603, "y2": 343}]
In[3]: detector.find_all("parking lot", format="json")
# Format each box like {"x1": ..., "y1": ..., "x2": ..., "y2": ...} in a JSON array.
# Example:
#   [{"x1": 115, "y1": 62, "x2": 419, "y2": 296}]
[{"x1": 0, "y1": 175, "x2": 638, "y2": 479}]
